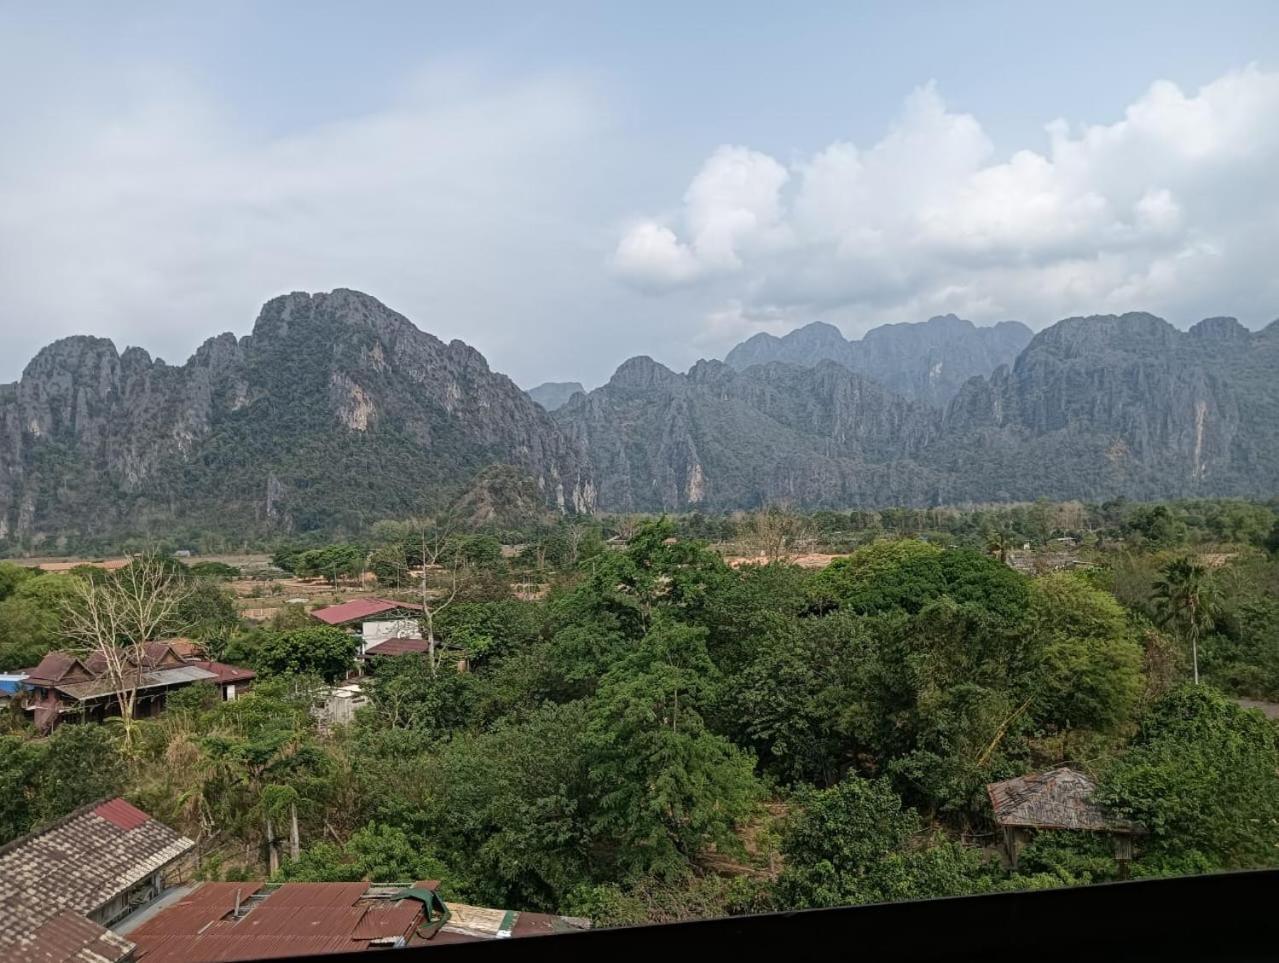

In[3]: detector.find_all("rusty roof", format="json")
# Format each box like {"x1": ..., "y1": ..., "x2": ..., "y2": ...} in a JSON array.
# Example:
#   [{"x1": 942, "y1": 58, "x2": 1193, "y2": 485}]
[
  {"x1": 987, "y1": 767, "x2": 1143, "y2": 834},
  {"x1": 25, "y1": 652, "x2": 93, "y2": 687},
  {"x1": 359, "y1": 638, "x2": 430, "y2": 658},
  {"x1": 187, "y1": 660, "x2": 257, "y2": 685},
  {"x1": 18, "y1": 908, "x2": 135, "y2": 963},
  {"x1": 54, "y1": 664, "x2": 218, "y2": 702},
  {"x1": 0, "y1": 799, "x2": 193, "y2": 961},
  {"x1": 131, "y1": 882, "x2": 590, "y2": 961},
  {"x1": 311, "y1": 598, "x2": 423, "y2": 626}
]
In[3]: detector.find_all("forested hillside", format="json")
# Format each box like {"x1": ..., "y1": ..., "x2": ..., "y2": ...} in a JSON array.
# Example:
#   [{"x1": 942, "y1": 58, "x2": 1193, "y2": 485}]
[{"x1": 1, "y1": 499, "x2": 1276, "y2": 926}]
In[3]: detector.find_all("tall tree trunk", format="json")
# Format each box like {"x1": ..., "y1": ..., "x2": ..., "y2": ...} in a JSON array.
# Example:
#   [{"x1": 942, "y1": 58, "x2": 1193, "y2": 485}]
[
  {"x1": 265, "y1": 815, "x2": 279, "y2": 875},
  {"x1": 289, "y1": 803, "x2": 300, "y2": 861}
]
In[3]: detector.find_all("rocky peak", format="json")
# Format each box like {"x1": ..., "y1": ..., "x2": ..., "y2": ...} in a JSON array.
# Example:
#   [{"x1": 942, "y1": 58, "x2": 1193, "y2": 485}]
[
  {"x1": 608, "y1": 355, "x2": 681, "y2": 390},
  {"x1": 1190, "y1": 316, "x2": 1250, "y2": 341}
]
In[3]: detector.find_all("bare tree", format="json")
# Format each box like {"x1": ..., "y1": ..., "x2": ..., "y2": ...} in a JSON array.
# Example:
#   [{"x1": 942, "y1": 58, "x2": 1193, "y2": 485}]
[
  {"x1": 745, "y1": 504, "x2": 813, "y2": 562},
  {"x1": 409, "y1": 513, "x2": 463, "y2": 674},
  {"x1": 63, "y1": 555, "x2": 192, "y2": 747}
]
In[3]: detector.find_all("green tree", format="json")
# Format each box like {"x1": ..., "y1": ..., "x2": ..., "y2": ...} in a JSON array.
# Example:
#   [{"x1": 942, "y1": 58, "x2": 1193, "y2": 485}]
[
  {"x1": 361, "y1": 654, "x2": 472, "y2": 735},
  {"x1": 584, "y1": 620, "x2": 760, "y2": 879},
  {"x1": 0, "y1": 562, "x2": 36, "y2": 601},
  {"x1": 254, "y1": 627, "x2": 358, "y2": 682},
  {"x1": 1027, "y1": 574, "x2": 1143, "y2": 736},
  {"x1": 1152, "y1": 557, "x2": 1216, "y2": 685},
  {"x1": 1097, "y1": 686, "x2": 1279, "y2": 872},
  {"x1": 777, "y1": 776, "x2": 989, "y2": 909}
]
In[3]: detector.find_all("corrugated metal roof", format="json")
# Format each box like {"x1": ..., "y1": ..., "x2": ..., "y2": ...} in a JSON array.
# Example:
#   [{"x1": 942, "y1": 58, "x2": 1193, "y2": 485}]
[
  {"x1": 360, "y1": 638, "x2": 430, "y2": 658},
  {"x1": 94, "y1": 798, "x2": 152, "y2": 831},
  {"x1": 311, "y1": 598, "x2": 422, "y2": 626},
  {"x1": 129, "y1": 882, "x2": 264, "y2": 938},
  {"x1": 187, "y1": 661, "x2": 257, "y2": 685},
  {"x1": 57, "y1": 665, "x2": 217, "y2": 701},
  {"x1": 17, "y1": 908, "x2": 135, "y2": 963},
  {"x1": 132, "y1": 882, "x2": 591, "y2": 960}
]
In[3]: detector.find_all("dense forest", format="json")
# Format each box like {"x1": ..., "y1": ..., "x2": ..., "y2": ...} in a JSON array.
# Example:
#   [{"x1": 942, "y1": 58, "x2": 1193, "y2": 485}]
[{"x1": 1, "y1": 497, "x2": 1277, "y2": 925}]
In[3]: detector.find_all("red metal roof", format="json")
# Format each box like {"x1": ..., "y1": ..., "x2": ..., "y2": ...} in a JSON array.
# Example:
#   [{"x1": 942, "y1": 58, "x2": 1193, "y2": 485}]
[
  {"x1": 311, "y1": 598, "x2": 423, "y2": 626},
  {"x1": 94, "y1": 797, "x2": 152, "y2": 831},
  {"x1": 361, "y1": 638, "x2": 430, "y2": 657},
  {"x1": 130, "y1": 882, "x2": 265, "y2": 938},
  {"x1": 130, "y1": 882, "x2": 591, "y2": 961}
]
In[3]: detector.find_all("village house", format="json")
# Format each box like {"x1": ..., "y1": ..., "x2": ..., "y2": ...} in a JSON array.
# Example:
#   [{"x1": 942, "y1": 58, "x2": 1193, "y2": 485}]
[
  {"x1": 21, "y1": 642, "x2": 255, "y2": 733},
  {"x1": 0, "y1": 798, "x2": 195, "y2": 962},
  {"x1": 987, "y1": 767, "x2": 1145, "y2": 874},
  {"x1": 310, "y1": 597, "x2": 425, "y2": 652},
  {"x1": 120, "y1": 879, "x2": 590, "y2": 959}
]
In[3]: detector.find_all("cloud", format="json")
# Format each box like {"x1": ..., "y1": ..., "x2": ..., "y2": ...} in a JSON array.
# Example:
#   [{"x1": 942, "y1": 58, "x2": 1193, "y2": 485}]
[
  {"x1": 613, "y1": 67, "x2": 1279, "y2": 342},
  {"x1": 0, "y1": 56, "x2": 609, "y2": 385}
]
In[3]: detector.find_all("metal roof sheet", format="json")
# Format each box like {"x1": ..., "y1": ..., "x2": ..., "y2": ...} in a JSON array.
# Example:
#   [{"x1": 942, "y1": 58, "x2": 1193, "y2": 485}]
[{"x1": 311, "y1": 598, "x2": 422, "y2": 626}]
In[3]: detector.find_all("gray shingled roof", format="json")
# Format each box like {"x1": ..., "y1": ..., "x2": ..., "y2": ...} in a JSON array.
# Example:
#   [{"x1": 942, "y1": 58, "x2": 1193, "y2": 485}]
[
  {"x1": 987, "y1": 767, "x2": 1143, "y2": 834},
  {"x1": 0, "y1": 799, "x2": 194, "y2": 961}
]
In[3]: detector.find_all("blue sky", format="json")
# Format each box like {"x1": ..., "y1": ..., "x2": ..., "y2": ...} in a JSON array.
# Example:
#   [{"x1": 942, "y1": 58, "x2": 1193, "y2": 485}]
[{"x1": 1, "y1": 1, "x2": 1277, "y2": 387}]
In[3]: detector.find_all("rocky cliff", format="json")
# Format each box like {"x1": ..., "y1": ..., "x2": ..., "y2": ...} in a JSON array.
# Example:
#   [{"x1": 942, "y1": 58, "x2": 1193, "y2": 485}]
[
  {"x1": 0, "y1": 290, "x2": 593, "y2": 547},
  {"x1": 559, "y1": 312, "x2": 1278, "y2": 512},
  {"x1": 725, "y1": 315, "x2": 1033, "y2": 407}
]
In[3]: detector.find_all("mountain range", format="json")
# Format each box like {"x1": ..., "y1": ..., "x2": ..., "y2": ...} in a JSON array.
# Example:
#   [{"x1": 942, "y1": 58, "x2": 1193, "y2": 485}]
[
  {"x1": 724, "y1": 315, "x2": 1033, "y2": 407},
  {"x1": 1, "y1": 290, "x2": 1275, "y2": 547}
]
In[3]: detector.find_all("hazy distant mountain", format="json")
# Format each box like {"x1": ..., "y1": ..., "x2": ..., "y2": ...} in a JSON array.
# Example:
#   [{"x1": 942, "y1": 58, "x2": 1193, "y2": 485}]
[
  {"x1": 526, "y1": 381, "x2": 585, "y2": 411},
  {"x1": 0, "y1": 290, "x2": 593, "y2": 547},
  {"x1": 558, "y1": 313, "x2": 1279, "y2": 511},
  {"x1": 724, "y1": 315, "x2": 1033, "y2": 407}
]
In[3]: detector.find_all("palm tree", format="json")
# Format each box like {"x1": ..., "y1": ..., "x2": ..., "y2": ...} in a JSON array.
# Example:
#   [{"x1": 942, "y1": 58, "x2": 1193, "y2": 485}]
[
  {"x1": 1152, "y1": 557, "x2": 1215, "y2": 685},
  {"x1": 986, "y1": 530, "x2": 1013, "y2": 565}
]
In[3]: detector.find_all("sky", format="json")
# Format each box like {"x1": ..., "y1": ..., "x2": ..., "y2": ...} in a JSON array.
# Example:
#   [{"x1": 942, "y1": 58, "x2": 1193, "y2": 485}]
[{"x1": 1, "y1": 2, "x2": 1277, "y2": 389}]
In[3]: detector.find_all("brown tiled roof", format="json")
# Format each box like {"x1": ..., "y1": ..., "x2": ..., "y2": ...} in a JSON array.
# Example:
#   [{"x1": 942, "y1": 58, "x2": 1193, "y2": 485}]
[
  {"x1": 84, "y1": 642, "x2": 186, "y2": 676},
  {"x1": 311, "y1": 598, "x2": 423, "y2": 626},
  {"x1": 0, "y1": 799, "x2": 194, "y2": 961},
  {"x1": 26, "y1": 652, "x2": 93, "y2": 687},
  {"x1": 987, "y1": 767, "x2": 1143, "y2": 834}
]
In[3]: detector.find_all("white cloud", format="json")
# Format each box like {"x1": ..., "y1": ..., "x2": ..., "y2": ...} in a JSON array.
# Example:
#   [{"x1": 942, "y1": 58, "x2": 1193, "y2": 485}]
[
  {"x1": 614, "y1": 145, "x2": 790, "y2": 285},
  {"x1": 0, "y1": 58, "x2": 611, "y2": 385},
  {"x1": 614, "y1": 66, "x2": 1279, "y2": 343}
]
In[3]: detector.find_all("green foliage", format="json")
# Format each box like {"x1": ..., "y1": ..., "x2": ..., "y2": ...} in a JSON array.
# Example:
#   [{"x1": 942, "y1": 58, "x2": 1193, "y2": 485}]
[
  {"x1": 189, "y1": 561, "x2": 241, "y2": 579},
  {"x1": 417, "y1": 702, "x2": 596, "y2": 910},
  {"x1": 777, "y1": 776, "x2": 992, "y2": 909},
  {"x1": 436, "y1": 600, "x2": 542, "y2": 662},
  {"x1": 280, "y1": 822, "x2": 453, "y2": 890},
  {"x1": 814, "y1": 541, "x2": 1029, "y2": 621},
  {"x1": 0, "y1": 574, "x2": 83, "y2": 670},
  {"x1": 1097, "y1": 686, "x2": 1279, "y2": 871},
  {"x1": 361, "y1": 655, "x2": 473, "y2": 736},
  {"x1": 0, "y1": 725, "x2": 127, "y2": 844},
  {"x1": 0, "y1": 563, "x2": 36, "y2": 601},
  {"x1": 253, "y1": 627, "x2": 358, "y2": 682},
  {"x1": 1027, "y1": 574, "x2": 1143, "y2": 733},
  {"x1": 585, "y1": 620, "x2": 761, "y2": 879}
]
